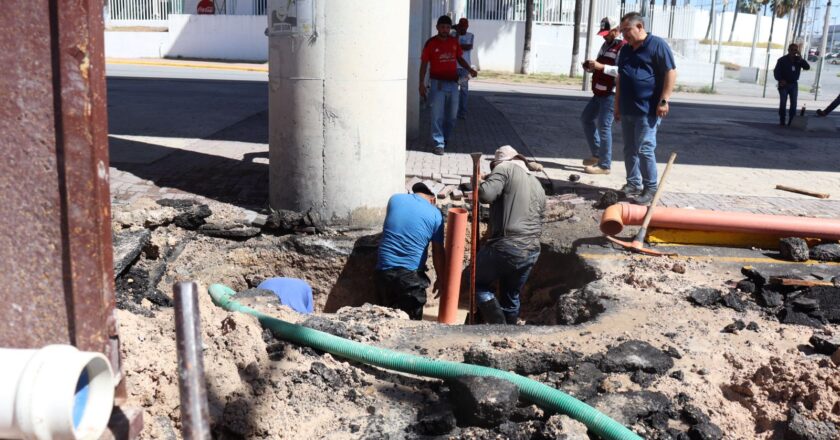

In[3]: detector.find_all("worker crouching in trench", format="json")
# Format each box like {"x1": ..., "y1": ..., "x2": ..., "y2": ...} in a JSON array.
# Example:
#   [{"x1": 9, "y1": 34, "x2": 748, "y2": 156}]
[{"x1": 474, "y1": 146, "x2": 546, "y2": 325}]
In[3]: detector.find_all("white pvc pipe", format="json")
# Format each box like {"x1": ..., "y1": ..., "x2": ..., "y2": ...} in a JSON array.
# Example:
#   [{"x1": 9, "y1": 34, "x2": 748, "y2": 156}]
[{"x1": 0, "y1": 345, "x2": 115, "y2": 440}]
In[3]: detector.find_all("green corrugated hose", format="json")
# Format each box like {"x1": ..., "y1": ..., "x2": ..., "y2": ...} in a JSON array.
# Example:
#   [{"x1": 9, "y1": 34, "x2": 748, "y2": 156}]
[{"x1": 208, "y1": 284, "x2": 642, "y2": 440}]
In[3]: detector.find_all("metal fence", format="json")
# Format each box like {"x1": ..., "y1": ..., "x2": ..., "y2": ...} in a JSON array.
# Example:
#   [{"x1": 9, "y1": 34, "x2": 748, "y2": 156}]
[
  {"x1": 107, "y1": 0, "x2": 183, "y2": 22},
  {"x1": 432, "y1": 0, "x2": 698, "y2": 39},
  {"x1": 105, "y1": 0, "x2": 268, "y2": 26}
]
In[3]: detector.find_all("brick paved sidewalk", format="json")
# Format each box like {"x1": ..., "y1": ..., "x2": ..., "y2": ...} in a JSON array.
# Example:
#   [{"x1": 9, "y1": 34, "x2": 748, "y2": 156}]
[{"x1": 410, "y1": 88, "x2": 840, "y2": 219}]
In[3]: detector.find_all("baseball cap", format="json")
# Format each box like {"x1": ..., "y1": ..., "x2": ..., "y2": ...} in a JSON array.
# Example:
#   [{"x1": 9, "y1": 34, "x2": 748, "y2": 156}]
[
  {"x1": 437, "y1": 15, "x2": 452, "y2": 26},
  {"x1": 597, "y1": 17, "x2": 618, "y2": 36}
]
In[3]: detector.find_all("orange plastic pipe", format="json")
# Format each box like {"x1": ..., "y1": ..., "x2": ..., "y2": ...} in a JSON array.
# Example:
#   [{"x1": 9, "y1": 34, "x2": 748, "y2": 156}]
[
  {"x1": 438, "y1": 208, "x2": 468, "y2": 324},
  {"x1": 601, "y1": 202, "x2": 840, "y2": 240}
]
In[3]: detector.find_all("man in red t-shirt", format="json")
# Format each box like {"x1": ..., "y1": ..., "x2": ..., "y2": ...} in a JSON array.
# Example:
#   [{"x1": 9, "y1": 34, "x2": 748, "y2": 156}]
[{"x1": 419, "y1": 15, "x2": 477, "y2": 155}]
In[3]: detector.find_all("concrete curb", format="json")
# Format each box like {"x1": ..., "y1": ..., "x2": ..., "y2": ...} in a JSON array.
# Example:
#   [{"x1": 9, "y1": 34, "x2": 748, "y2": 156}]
[{"x1": 106, "y1": 58, "x2": 268, "y2": 72}]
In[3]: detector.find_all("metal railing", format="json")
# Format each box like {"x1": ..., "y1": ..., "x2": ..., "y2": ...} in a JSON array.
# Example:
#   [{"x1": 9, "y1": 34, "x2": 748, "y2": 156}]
[
  {"x1": 107, "y1": 0, "x2": 183, "y2": 22},
  {"x1": 105, "y1": 0, "x2": 268, "y2": 26},
  {"x1": 431, "y1": 0, "x2": 698, "y2": 39}
]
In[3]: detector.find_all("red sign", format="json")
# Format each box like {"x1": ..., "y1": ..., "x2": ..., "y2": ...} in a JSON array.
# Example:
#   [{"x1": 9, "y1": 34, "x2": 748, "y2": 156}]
[{"x1": 197, "y1": 0, "x2": 215, "y2": 14}]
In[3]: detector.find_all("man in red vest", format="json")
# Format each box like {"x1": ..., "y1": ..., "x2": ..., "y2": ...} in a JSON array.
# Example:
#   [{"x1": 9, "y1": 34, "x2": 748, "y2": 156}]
[
  {"x1": 581, "y1": 17, "x2": 625, "y2": 175},
  {"x1": 419, "y1": 15, "x2": 477, "y2": 156}
]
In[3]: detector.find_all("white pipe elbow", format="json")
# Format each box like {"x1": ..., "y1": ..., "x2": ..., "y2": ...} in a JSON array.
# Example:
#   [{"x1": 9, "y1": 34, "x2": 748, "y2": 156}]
[{"x1": 0, "y1": 345, "x2": 115, "y2": 440}]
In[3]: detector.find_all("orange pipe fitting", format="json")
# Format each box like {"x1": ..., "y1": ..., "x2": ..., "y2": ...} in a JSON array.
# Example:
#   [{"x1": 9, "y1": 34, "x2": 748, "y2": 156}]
[
  {"x1": 438, "y1": 208, "x2": 468, "y2": 324},
  {"x1": 601, "y1": 202, "x2": 840, "y2": 240}
]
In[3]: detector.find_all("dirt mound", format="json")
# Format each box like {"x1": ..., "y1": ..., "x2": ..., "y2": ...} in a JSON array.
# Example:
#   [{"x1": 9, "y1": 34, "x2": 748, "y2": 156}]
[{"x1": 726, "y1": 356, "x2": 840, "y2": 434}]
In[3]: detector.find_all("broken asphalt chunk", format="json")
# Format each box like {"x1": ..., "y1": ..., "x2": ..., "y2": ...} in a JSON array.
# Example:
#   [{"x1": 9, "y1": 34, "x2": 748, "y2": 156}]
[
  {"x1": 688, "y1": 288, "x2": 722, "y2": 307},
  {"x1": 447, "y1": 376, "x2": 519, "y2": 428},
  {"x1": 810, "y1": 243, "x2": 840, "y2": 262},
  {"x1": 598, "y1": 340, "x2": 674, "y2": 374},
  {"x1": 779, "y1": 237, "x2": 810, "y2": 262}
]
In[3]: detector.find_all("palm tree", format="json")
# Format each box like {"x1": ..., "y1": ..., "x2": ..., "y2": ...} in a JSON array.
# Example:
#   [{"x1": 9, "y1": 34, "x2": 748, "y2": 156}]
[
  {"x1": 729, "y1": 0, "x2": 763, "y2": 42},
  {"x1": 705, "y1": 0, "x2": 717, "y2": 40},
  {"x1": 521, "y1": 0, "x2": 535, "y2": 74},
  {"x1": 570, "y1": 0, "x2": 583, "y2": 77}
]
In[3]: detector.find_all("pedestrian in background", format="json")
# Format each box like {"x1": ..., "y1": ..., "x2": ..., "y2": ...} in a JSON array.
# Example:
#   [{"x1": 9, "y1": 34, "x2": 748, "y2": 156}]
[
  {"x1": 419, "y1": 15, "x2": 478, "y2": 156},
  {"x1": 773, "y1": 44, "x2": 810, "y2": 126},
  {"x1": 455, "y1": 18, "x2": 475, "y2": 120}
]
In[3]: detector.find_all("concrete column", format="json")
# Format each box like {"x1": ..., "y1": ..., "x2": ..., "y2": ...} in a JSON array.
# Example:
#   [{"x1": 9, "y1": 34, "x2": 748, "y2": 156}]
[
  {"x1": 268, "y1": 0, "x2": 409, "y2": 226},
  {"x1": 407, "y1": 0, "x2": 426, "y2": 140}
]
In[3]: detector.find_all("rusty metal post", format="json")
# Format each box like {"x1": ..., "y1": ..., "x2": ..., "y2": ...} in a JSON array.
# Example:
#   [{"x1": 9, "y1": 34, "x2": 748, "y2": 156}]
[
  {"x1": 0, "y1": 0, "x2": 142, "y2": 437},
  {"x1": 174, "y1": 282, "x2": 211, "y2": 440},
  {"x1": 469, "y1": 153, "x2": 483, "y2": 325}
]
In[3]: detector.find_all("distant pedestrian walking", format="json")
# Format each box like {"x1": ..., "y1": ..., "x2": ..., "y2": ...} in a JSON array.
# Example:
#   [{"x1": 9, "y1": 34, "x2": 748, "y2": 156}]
[
  {"x1": 816, "y1": 93, "x2": 840, "y2": 117},
  {"x1": 580, "y1": 17, "x2": 625, "y2": 175},
  {"x1": 614, "y1": 12, "x2": 677, "y2": 206},
  {"x1": 773, "y1": 44, "x2": 810, "y2": 126},
  {"x1": 419, "y1": 15, "x2": 478, "y2": 156},
  {"x1": 455, "y1": 18, "x2": 475, "y2": 120}
]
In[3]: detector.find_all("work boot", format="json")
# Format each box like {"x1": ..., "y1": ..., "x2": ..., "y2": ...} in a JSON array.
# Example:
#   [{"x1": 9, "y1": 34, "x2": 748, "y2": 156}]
[
  {"x1": 632, "y1": 188, "x2": 655, "y2": 206},
  {"x1": 433, "y1": 146, "x2": 445, "y2": 156},
  {"x1": 584, "y1": 165, "x2": 610, "y2": 175},
  {"x1": 582, "y1": 156, "x2": 599, "y2": 166},
  {"x1": 619, "y1": 184, "x2": 642, "y2": 197},
  {"x1": 477, "y1": 298, "x2": 506, "y2": 325},
  {"x1": 503, "y1": 312, "x2": 519, "y2": 325},
  {"x1": 816, "y1": 109, "x2": 826, "y2": 117}
]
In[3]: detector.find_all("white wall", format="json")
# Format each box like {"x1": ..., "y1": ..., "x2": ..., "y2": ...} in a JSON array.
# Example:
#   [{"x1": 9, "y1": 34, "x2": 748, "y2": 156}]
[
  {"x1": 164, "y1": 14, "x2": 267, "y2": 61},
  {"x1": 105, "y1": 31, "x2": 167, "y2": 58},
  {"x1": 693, "y1": 11, "x2": 788, "y2": 44},
  {"x1": 470, "y1": 19, "x2": 524, "y2": 72}
]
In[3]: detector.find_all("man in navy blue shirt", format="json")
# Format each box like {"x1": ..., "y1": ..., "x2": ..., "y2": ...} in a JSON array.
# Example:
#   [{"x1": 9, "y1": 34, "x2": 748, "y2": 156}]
[
  {"x1": 376, "y1": 181, "x2": 446, "y2": 320},
  {"x1": 614, "y1": 12, "x2": 676, "y2": 206},
  {"x1": 773, "y1": 44, "x2": 810, "y2": 126}
]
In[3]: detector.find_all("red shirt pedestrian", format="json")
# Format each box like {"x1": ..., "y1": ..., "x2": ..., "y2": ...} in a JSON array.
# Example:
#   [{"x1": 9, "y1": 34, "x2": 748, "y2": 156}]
[{"x1": 422, "y1": 36, "x2": 463, "y2": 82}]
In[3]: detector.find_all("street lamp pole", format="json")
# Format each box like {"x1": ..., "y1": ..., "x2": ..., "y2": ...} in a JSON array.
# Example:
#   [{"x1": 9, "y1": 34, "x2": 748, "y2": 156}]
[
  {"x1": 712, "y1": 0, "x2": 728, "y2": 92},
  {"x1": 814, "y1": 0, "x2": 832, "y2": 100}
]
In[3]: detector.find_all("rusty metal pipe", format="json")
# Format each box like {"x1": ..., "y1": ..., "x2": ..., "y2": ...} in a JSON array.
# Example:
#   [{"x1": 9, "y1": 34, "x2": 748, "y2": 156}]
[
  {"x1": 469, "y1": 153, "x2": 483, "y2": 325},
  {"x1": 601, "y1": 203, "x2": 840, "y2": 240},
  {"x1": 438, "y1": 208, "x2": 468, "y2": 324},
  {"x1": 173, "y1": 282, "x2": 211, "y2": 440}
]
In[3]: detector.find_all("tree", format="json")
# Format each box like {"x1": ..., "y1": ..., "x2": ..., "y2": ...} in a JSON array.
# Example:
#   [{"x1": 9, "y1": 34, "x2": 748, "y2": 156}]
[
  {"x1": 570, "y1": 0, "x2": 583, "y2": 77},
  {"x1": 521, "y1": 0, "x2": 535, "y2": 74},
  {"x1": 730, "y1": 0, "x2": 762, "y2": 42},
  {"x1": 705, "y1": 0, "x2": 717, "y2": 40}
]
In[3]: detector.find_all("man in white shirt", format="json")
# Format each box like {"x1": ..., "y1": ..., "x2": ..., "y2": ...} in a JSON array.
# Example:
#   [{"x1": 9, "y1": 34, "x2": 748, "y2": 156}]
[{"x1": 456, "y1": 18, "x2": 475, "y2": 120}]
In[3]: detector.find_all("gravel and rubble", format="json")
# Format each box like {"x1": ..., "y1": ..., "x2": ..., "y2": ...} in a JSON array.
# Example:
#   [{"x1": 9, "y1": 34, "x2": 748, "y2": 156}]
[{"x1": 112, "y1": 196, "x2": 840, "y2": 439}]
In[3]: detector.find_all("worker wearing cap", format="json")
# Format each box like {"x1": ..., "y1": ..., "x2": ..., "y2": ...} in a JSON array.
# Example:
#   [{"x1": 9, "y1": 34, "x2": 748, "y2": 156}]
[
  {"x1": 475, "y1": 146, "x2": 546, "y2": 325},
  {"x1": 376, "y1": 182, "x2": 447, "y2": 320},
  {"x1": 419, "y1": 15, "x2": 478, "y2": 156},
  {"x1": 581, "y1": 17, "x2": 625, "y2": 175}
]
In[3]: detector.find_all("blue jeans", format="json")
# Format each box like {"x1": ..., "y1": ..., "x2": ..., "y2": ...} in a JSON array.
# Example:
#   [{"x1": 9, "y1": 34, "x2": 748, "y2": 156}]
[
  {"x1": 778, "y1": 83, "x2": 798, "y2": 124},
  {"x1": 457, "y1": 68, "x2": 469, "y2": 117},
  {"x1": 621, "y1": 114, "x2": 660, "y2": 191},
  {"x1": 580, "y1": 95, "x2": 615, "y2": 169},
  {"x1": 429, "y1": 79, "x2": 459, "y2": 148},
  {"x1": 475, "y1": 241, "x2": 541, "y2": 318}
]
